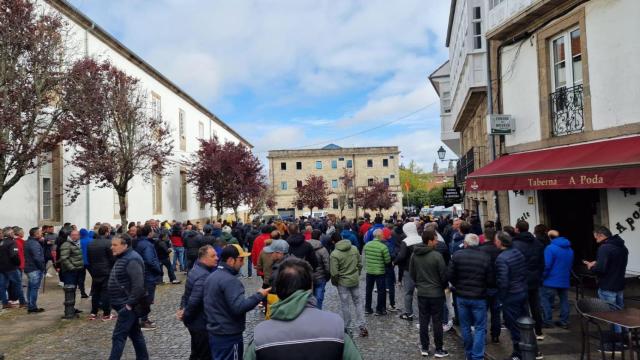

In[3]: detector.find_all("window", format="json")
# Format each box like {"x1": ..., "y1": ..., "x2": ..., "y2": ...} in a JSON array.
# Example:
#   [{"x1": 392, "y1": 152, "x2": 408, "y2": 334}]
[
  {"x1": 41, "y1": 177, "x2": 52, "y2": 220},
  {"x1": 490, "y1": 0, "x2": 505, "y2": 9},
  {"x1": 200, "y1": 201, "x2": 205, "y2": 210},
  {"x1": 551, "y1": 28, "x2": 583, "y2": 91},
  {"x1": 296, "y1": 161, "x2": 302, "y2": 170},
  {"x1": 390, "y1": 174, "x2": 396, "y2": 179},
  {"x1": 471, "y1": 7, "x2": 482, "y2": 50},
  {"x1": 338, "y1": 157, "x2": 344, "y2": 161},
  {"x1": 280, "y1": 162, "x2": 287, "y2": 170},
  {"x1": 179, "y1": 109, "x2": 186, "y2": 151},
  {"x1": 180, "y1": 171, "x2": 188, "y2": 212},
  {"x1": 152, "y1": 174, "x2": 163, "y2": 214},
  {"x1": 367, "y1": 159, "x2": 373, "y2": 168},
  {"x1": 331, "y1": 179, "x2": 338, "y2": 189},
  {"x1": 151, "y1": 93, "x2": 161, "y2": 120},
  {"x1": 390, "y1": 155, "x2": 394, "y2": 159},
  {"x1": 281, "y1": 181, "x2": 288, "y2": 190},
  {"x1": 383, "y1": 178, "x2": 390, "y2": 186},
  {"x1": 296, "y1": 180, "x2": 302, "y2": 188},
  {"x1": 347, "y1": 197, "x2": 354, "y2": 209},
  {"x1": 331, "y1": 160, "x2": 337, "y2": 169},
  {"x1": 368, "y1": 178, "x2": 374, "y2": 186},
  {"x1": 346, "y1": 160, "x2": 353, "y2": 168},
  {"x1": 332, "y1": 198, "x2": 339, "y2": 209},
  {"x1": 315, "y1": 161, "x2": 322, "y2": 169},
  {"x1": 198, "y1": 121, "x2": 204, "y2": 139},
  {"x1": 383, "y1": 158, "x2": 389, "y2": 167}
]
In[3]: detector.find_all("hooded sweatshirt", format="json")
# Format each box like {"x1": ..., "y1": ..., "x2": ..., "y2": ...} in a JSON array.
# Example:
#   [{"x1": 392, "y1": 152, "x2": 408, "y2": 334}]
[
  {"x1": 543, "y1": 236, "x2": 574, "y2": 289},
  {"x1": 245, "y1": 290, "x2": 362, "y2": 360},
  {"x1": 79, "y1": 228, "x2": 93, "y2": 266},
  {"x1": 330, "y1": 240, "x2": 362, "y2": 288},
  {"x1": 592, "y1": 235, "x2": 629, "y2": 292},
  {"x1": 409, "y1": 244, "x2": 447, "y2": 298},
  {"x1": 394, "y1": 222, "x2": 421, "y2": 272},
  {"x1": 286, "y1": 233, "x2": 318, "y2": 270}
]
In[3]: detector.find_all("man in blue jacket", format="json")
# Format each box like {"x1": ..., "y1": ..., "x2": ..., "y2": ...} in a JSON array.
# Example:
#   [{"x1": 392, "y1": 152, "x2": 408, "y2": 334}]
[
  {"x1": 178, "y1": 245, "x2": 218, "y2": 360},
  {"x1": 134, "y1": 225, "x2": 163, "y2": 330},
  {"x1": 204, "y1": 244, "x2": 269, "y2": 360},
  {"x1": 495, "y1": 231, "x2": 528, "y2": 360},
  {"x1": 25, "y1": 227, "x2": 46, "y2": 313},
  {"x1": 540, "y1": 230, "x2": 574, "y2": 329}
]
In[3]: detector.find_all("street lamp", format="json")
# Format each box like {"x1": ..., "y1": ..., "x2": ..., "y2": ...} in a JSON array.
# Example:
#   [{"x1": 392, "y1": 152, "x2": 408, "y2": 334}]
[{"x1": 436, "y1": 146, "x2": 457, "y2": 162}]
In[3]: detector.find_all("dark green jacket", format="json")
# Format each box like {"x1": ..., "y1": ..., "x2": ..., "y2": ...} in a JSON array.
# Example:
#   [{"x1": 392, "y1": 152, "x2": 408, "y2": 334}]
[
  {"x1": 330, "y1": 240, "x2": 362, "y2": 288},
  {"x1": 363, "y1": 239, "x2": 390, "y2": 276},
  {"x1": 59, "y1": 240, "x2": 84, "y2": 273},
  {"x1": 409, "y1": 244, "x2": 447, "y2": 298}
]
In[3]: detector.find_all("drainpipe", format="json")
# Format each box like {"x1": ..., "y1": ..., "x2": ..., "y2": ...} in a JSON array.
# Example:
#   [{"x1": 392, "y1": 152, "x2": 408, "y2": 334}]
[
  {"x1": 84, "y1": 24, "x2": 94, "y2": 228},
  {"x1": 486, "y1": 37, "x2": 501, "y2": 229}
]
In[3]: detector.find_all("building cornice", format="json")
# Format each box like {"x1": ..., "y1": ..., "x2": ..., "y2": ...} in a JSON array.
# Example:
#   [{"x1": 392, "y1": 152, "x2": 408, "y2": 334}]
[
  {"x1": 46, "y1": 0, "x2": 253, "y2": 148},
  {"x1": 267, "y1": 146, "x2": 400, "y2": 159}
]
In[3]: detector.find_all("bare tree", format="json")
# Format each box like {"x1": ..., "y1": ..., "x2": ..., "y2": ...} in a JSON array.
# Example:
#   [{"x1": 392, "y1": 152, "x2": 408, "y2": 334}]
[
  {"x1": 63, "y1": 58, "x2": 173, "y2": 227},
  {"x1": 336, "y1": 169, "x2": 355, "y2": 217}
]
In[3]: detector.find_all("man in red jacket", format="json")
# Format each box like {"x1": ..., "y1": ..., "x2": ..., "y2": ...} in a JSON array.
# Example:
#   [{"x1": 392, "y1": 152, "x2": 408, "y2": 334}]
[{"x1": 252, "y1": 226, "x2": 272, "y2": 271}]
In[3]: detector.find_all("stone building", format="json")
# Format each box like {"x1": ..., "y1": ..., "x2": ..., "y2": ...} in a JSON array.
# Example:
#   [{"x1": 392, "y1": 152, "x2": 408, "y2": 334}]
[{"x1": 267, "y1": 144, "x2": 403, "y2": 219}]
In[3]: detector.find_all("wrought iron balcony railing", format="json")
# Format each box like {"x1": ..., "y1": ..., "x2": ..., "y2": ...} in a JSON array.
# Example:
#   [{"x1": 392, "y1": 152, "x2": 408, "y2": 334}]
[{"x1": 550, "y1": 84, "x2": 584, "y2": 137}]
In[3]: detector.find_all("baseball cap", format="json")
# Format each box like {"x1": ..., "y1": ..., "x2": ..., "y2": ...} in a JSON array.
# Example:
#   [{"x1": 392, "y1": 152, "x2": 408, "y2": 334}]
[
  {"x1": 221, "y1": 244, "x2": 251, "y2": 261},
  {"x1": 263, "y1": 239, "x2": 289, "y2": 254}
]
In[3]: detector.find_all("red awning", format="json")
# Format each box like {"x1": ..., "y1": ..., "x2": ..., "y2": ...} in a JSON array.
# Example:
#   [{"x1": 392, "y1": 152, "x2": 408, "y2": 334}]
[{"x1": 465, "y1": 135, "x2": 640, "y2": 191}]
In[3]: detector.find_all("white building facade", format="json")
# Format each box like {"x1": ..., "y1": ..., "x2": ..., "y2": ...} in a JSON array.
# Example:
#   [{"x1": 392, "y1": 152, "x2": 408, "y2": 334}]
[
  {"x1": 466, "y1": 0, "x2": 640, "y2": 272},
  {"x1": 0, "y1": 0, "x2": 250, "y2": 230}
]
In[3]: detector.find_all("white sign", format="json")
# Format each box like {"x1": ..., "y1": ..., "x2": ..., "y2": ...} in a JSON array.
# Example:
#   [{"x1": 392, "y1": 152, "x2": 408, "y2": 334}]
[{"x1": 487, "y1": 114, "x2": 515, "y2": 135}]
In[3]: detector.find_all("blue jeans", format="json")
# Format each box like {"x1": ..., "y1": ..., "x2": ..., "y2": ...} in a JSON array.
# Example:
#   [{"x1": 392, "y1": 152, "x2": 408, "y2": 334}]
[
  {"x1": 540, "y1": 286, "x2": 569, "y2": 325},
  {"x1": 172, "y1": 247, "x2": 185, "y2": 271},
  {"x1": 109, "y1": 305, "x2": 149, "y2": 360},
  {"x1": 502, "y1": 292, "x2": 527, "y2": 355},
  {"x1": 313, "y1": 280, "x2": 327, "y2": 309},
  {"x1": 457, "y1": 297, "x2": 487, "y2": 360},
  {"x1": 598, "y1": 289, "x2": 624, "y2": 333},
  {"x1": 26, "y1": 270, "x2": 43, "y2": 310},
  {"x1": 209, "y1": 333, "x2": 243, "y2": 360},
  {"x1": 246, "y1": 254, "x2": 253, "y2": 277},
  {"x1": 0, "y1": 270, "x2": 26, "y2": 305}
]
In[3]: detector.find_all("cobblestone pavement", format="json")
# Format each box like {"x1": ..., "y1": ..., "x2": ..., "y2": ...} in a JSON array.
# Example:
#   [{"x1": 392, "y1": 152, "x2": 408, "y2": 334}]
[{"x1": 7, "y1": 270, "x2": 465, "y2": 360}]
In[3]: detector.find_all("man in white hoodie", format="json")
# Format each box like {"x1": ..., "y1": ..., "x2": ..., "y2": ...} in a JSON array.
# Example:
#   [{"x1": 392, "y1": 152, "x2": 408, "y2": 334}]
[{"x1": 393, "y1": 221, "x2": 422, "y2": 321}]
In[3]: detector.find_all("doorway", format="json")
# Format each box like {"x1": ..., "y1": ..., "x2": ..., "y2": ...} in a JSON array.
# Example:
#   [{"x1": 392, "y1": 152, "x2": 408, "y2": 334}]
[{"x1": 539, "y1": 189, "x2": 603, "y2": 264}]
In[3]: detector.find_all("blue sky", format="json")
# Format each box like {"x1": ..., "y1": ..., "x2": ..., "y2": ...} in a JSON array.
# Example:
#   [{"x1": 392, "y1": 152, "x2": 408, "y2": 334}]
[{"x1": 68, "y1": 0, "x2": 452, "y2": 171}]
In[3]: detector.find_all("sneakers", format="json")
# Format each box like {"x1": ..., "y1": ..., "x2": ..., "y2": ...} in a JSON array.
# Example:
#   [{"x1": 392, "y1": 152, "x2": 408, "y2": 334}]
[
  {"x1": 102, "y1": 314, "x2": 117, "y2": 321},
  {"x1": 27, "y1": 308, "x2": 45, "y2": 314},
  {"x1": 374, "y1": 311, "x2": 387, "y2": 316},
  {"x1": 140, "y1": 320, "x2": 157, "y2": 330},
  {"x1": 535, "y1": 351, "x2": 544, "y2": 359},
  {"x1": 554, "y1": 321, "x2": 569, "y2": 329},
  {"x1": 365, "y1": 309, "x2": 374, "y2": 315},
  {"x1": 505, "y1": 354, "x2": 521, "y2": 360},
  {"x1": 81, "y1": 293, "x2": 89, "y2": 299},
  {"x1": 74, "y1": 308, "x2": 83, "y2": 314},
  {"x1": 420, "y1": 348, "x2": 433, "y2": 357},
  {"x1": 600, "y1": 342, "x2": 627, "y2": 354},
  {"x1": 359, "y1": 327, "x2": 369, "y2": 337},
  {"x1": 442, "y1": 320, "x2": 453, "y2": 332},
  {"x1": 536, "y1": 333, "x2": 545, "y2": 341},
  {"x1": 399, "y1": 313, "x2": 414, "y2": 321},
  {"x1": 45, "y1": 272, "x2": 53, "y2": 278},
  {"x1": 434, "y1": 349, "x2": 449, "y2": 358},
  {"x1": 88, "y1": 313, "x2": 98, "y2": 320},
  {"x1": 387, "y1": 305, "x2": 399, "y2": 312},
  {"x1": 170, "y1": 280, "x2": 181, "y2": 284}
]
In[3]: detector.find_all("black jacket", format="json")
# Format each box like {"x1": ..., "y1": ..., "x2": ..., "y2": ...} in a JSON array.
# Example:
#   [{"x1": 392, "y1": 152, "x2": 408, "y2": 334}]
[
  {"x1": 592, "y1": 235, "x2": 629, "y2": 292},
  {"x1": 201, "y1": 234, "x2": 216, "y2": 247},
  {"x1": 181, "y1": 261, "x2": 215, "y2": 331},
  {"x1": 513, "y1": 231, "x2": 545, "y2": 289},
  {"x1": 184, "y1": 232, "x2": 204, "y2": 261},
  {"x1": 0, "y1": 237, "x2": 20, "y2": 272},
  {"x1": 435, "y1": 241, "x2": 451, "y2": 266},
  {"x1": 479, "y1": 242, "x2": 501, "y2": 289},
  {"x1": 24, "y1": 237, "x2": 45, "y2": 273},
  {"x1": 155, "y1": 237, "x2": 172, "y2": 260},
  {"x1": 286, "y1": 233, "x2": 318, "y2": 269},
  {"x1": 447, "y1": 247, "x2": 494, "y2": 299},
  {"x1": 495, "y1": 247, "x2": 528, "y2": 299},
  {"x1": 87, "y1": 236, "x2": 115, "y2": 280},
  {"x1": 108, "y1": 248, "x2": 146, "y2": 307}
]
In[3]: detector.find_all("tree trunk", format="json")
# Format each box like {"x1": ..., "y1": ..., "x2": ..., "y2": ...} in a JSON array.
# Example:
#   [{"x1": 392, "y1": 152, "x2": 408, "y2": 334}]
[
  {"x1": 233, "y1": 207, "x2": 239, "y2": 222},
  {"x1": 118, "y1": 191, "x2": 128, "y2": 229}
]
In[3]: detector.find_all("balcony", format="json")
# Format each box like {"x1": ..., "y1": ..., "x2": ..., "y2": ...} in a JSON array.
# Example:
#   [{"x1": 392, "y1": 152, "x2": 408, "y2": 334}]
[{"x1": 550, "y1": 84, "x2": 584, "y2": 137}]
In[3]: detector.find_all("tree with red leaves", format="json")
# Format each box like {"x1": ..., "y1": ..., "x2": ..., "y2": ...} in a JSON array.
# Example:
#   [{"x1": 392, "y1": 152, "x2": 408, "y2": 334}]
[
  {"x1": 293, "y1": 175, "x2": 331, "y2": 215},
  {"x1": 187, "y1": 138, "x2": 265, "y2": 220},
  {"x1": 0, "y1": 0, "x2": 71, "y2": 200},
  {"x1": 62, "y1": 58, "x2": 173, "y2": 227},
  {"x1": 355, "y1": 178, "x2": 395, "y2": 214}
]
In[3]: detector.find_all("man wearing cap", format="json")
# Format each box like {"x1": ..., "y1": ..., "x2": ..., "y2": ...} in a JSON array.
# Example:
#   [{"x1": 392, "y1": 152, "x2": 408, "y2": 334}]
[
  {"x1": 262, "y1": 239, "x2": 290, "y2": 318},
  {"x1": 204, "y1": 244, "x2": 270, "y2": 360}
]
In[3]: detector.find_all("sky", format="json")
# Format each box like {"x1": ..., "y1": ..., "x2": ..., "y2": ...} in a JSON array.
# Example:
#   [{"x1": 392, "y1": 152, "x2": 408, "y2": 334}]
[{"x1": 67, "y1": 0, "x2": 453, "y2": 172}]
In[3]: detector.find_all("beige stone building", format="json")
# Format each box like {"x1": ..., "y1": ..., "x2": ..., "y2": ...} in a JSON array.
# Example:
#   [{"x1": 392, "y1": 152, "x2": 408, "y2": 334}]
[{"x1": 267, "y1": 144, "x2": 403, "y2": 219}]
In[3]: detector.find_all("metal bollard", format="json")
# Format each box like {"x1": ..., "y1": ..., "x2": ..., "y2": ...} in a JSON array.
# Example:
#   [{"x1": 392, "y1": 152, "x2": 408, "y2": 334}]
[
  {"x1": 62, "y1": 284, "x2": 78, "y2": 319},
  {"x1": 517, "y1": 316, "x2": 538, "y2": 360}
]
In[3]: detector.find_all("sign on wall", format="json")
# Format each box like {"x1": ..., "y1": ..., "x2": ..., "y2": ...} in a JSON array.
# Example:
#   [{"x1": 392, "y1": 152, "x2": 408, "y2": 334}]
[{"x1": 487, "y1": 114, "x2": 515, "y2": 135}]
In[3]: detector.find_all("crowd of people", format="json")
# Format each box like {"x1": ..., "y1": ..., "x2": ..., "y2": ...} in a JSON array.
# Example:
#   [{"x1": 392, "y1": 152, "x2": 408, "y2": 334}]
[{"x1": 0, "y1": 209, "x2": 630, "y2": 360}]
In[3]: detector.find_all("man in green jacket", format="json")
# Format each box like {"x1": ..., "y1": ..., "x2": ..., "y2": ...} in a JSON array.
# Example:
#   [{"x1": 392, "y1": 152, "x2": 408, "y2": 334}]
[
  {"x1": 410, "y1": 229, "x2": 449, "y2": 358},
  {"x1": 330, "y1": 234, "x2": 368, "y2": 337},
  {"x1": 363, "y1": 229, "x2": 391, "y2": 316},
  {"x1": 245, "y1": 257, "x2": 362, "y2": 360},
  {"x1": 58, "y1": 229, "x2": 85, "y2": 315}
]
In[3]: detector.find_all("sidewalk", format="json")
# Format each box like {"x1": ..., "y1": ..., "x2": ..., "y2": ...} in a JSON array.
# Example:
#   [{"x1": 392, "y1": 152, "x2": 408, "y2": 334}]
[{"x1": 0, "y1": 268, "x2": 185, "y2": 357}]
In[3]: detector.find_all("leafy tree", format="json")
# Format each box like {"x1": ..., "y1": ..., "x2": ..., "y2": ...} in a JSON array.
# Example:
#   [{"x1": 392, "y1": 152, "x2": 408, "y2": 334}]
[
  {"x1": 293, "y1": 175, "x2": 331, "y2": 215},
  {"x1": 0, "y1": 0, "x2": 71, "y2": 200},
  {"x1": 355, "y1": 178, "x2": 395, "y2": 214},
  {"x1": 63, "y1": 58, "x2": 173, "y2": 227}
]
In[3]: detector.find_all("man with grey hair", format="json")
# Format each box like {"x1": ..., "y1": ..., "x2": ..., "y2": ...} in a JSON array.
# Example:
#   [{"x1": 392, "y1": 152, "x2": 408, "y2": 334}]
[
  {"x1": 363, "y1": 228, "x2": 391, "y2": 316},
  {"x1": 448, "y1": 233, "x2": 493, "y2": 360}
]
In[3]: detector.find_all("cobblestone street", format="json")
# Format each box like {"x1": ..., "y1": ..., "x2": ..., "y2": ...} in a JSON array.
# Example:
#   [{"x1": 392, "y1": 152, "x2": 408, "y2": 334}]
[{"x1": 6, "y1": 269, "x2": 464, "y2": 360}]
